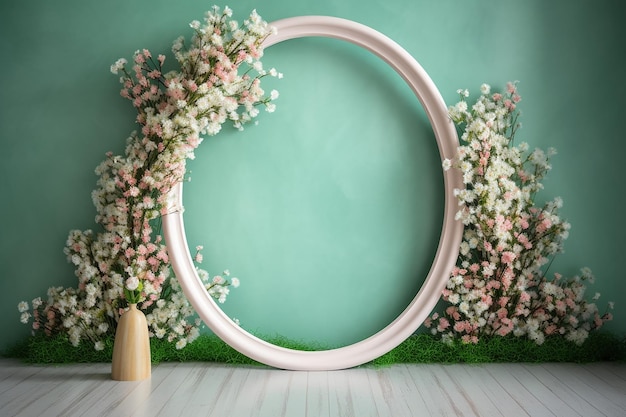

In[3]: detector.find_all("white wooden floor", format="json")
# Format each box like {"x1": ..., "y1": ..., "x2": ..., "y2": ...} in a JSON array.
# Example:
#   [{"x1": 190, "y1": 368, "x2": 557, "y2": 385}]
[{"x1": 0, "y1": 359, "x2": 624, "y2": 417}]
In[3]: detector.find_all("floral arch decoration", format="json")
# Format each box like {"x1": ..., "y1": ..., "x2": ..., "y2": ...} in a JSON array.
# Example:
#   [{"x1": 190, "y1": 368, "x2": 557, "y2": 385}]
[{"x1": 163, "y1": 15, "x2": 463, "y2": 370}]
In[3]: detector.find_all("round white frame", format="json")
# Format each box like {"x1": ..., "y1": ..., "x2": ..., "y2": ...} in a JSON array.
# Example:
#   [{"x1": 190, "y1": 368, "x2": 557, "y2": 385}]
[{"x1": 162, "y1": 16, "x2": 463, "y2": 370}]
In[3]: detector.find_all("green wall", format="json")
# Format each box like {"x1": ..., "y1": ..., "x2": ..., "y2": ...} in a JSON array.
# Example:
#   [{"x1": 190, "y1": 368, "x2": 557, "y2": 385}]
[{"x1": 1, "y1": 0, "x2": 624, "y2": 351}]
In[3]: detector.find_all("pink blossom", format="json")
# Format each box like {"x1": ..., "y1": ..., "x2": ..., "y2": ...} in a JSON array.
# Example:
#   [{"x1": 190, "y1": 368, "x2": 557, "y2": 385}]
[
  {"x1": 446, "y1": 306, "x2": 461, "y2": 321},
  {"x1": 186, "y1": 80, "x2": 198, "y2": 92},
  {"x1": 501, "y1": 251, "x2": 516, "y2": 264},
  {"x1": 496, "y1": 326, "x2": 511, "y2": 337},
  {"x1": 537, "y1": 217, "x2": 552, "y2": 233},
  {"x1": 519, "y1": 292, "x2": 531, "y2": 303},
  {"x1": 481, "y1": 293, "x2": 493, "y2": 305},
  {"x1": 504, "y1": 100, "x2": 515, "y2": 110},
  {"x1": 506, "y1": 82, "x2": 517, "y2": 94},
  {"x1": 437, "y1": 317, "x2": 450, "y2": 331},
  {"x1": 545, "y1": 324, "x2": 557, "y2": 335},
  {"x1": 498, "y1": 297, "x2": 510, "y2": 307},
  {"x1": 515, "y1": 304, "x2": 530, "y2": 317},
  {"x1": 156, "y1": 249, "x2": 168, "y2": 262},
  {"x1": 454, "y1": 321, "x2": 468, "y2": 333}
]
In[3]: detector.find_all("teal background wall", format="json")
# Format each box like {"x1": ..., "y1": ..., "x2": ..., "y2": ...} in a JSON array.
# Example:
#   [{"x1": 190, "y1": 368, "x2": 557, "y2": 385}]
[{"x1": 1, "y1": 0, "x2": 624, "y2": 351}]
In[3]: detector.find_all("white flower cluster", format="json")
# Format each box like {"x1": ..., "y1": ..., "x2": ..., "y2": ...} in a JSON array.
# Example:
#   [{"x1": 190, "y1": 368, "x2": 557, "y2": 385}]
[
  {"x1": 19, "y1": 6, "x2": 279, "y2": 351},
  {"x1": 425, "y1": 83, "x2": 613, "y2": 345},
  {"x1": 199, "y1": 268, "x2": 240, "y2": 304}
]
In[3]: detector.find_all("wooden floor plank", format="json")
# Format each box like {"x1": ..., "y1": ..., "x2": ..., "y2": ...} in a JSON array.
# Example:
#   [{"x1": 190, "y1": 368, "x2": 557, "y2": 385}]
[
  {"x1": 150, "y1": 362, "x2": 212, "y2": 417},
  {"x1": 406, "y1": 363, "x2": 482, "y2": 416},
  {"x1": 457, "y1": 364, "x2": 534, "y2": 416},
  {"x1": 505, "y1": 363, "x2": 580, "y2": 417},
  {"x1": 1, "y1": 359, "x2": 625, "y2": 417},
  {"x1": 328, "y1": 368, "x2": 383, "y2": 417},
  {"x1": 94, "y1": 363, "x2": 177, "y2": 417},
  {"x1": 433, "y1": 364, "x2": 502, "y2": 417},
  {"x1": 0, "y1": 361, "x2": 43, "y2": 384},
  {"x1": 193, "y1": 365, "x2": 251, "y2": 417},
  {"x1": 585, "y1": 363, "x2": 626, "y2": 394},
  {"x1": 306, "y1": 371, "x2": 330, "y2": 417},
  {"x1": 252, "y1": 369, "x2": 302, "y2": 417},
  {"x1": 16, "y1": 364, "x2": 111, "y2": 417},
  {"x1": 522, "y1": 364, "x2": 608, "y2": 417},
  {"x1": 595, "y1": 362, "x2": 626, "y2": 382},
  {"x1": 168, "y1": 363, "x2": 238, "y2": 417},
  {"x1": 485, "y1": 363, "x2": 558, "y2": 417},
  {"x1": 542, "y1": 363, "x2": 625, "y2": 417},
  {"x1": 280, "y1": 370, "x2": 309, "y2": 417},
  {"x1": 367, "y1": 365, "x2": 428, "y2": 417},
  {"x1": 439, "y1": 364, "x2": 502, "y2": 417},
  {"x1": 130, "y1": 362, "x2": 195, "y2": 417},
  {"x1": 248, "y1": 368, "x2": 281, "y2": 416},
  {"x1": 328, "y1": 368, "x2": 357, "y2": 417},
  {"x1": 2, "y1": 364, "x2": 88, "y2": 417},
  {"x1": 0, "y1": 364, "x2": 45, "y2": 396},
  {"x1": 52, "y1": 364, "x2": 126, "y2": 417},
  {"x1": 219, "y1": 367, "x2": 269, "y2": 417},
  {"x1": 566, "y1": 363, "x2": 626, "y2": 407}
]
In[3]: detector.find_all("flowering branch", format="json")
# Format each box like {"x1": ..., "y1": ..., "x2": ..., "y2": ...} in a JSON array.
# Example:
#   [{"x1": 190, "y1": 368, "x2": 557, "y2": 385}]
[
  {"x1": 426, "y1": 83, "x2": 613, "y2": 345},
  {"x1": 19, "y1": 6, "x2": 280, "y2": 351}
]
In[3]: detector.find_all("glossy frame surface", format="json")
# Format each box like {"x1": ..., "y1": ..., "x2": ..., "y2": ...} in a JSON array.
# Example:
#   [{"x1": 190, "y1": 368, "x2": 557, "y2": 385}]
[{"x1": 163, "y1": 16, "x2": 463, "y2": 370}]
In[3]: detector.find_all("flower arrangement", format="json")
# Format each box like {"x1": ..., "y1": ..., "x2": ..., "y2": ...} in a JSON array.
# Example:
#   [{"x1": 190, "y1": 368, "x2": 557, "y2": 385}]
[
  {"x1": 18, "y1": 6, "x2": 280, "y2": 351},
  {"x1": 425, "y1": 82, "x2": 613, "y2": 345}
]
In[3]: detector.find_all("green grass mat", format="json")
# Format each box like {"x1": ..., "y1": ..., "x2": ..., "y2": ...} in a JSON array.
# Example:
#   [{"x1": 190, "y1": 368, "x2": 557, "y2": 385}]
[{"x1": 3, "y1": 332, "x2": 624, "y2": 366}]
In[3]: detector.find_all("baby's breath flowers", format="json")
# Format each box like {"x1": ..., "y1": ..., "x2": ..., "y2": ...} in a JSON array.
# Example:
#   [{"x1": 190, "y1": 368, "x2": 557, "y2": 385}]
[
  {"x1": 18, "y1": 6, "x2": 280, "y2": 351},
  {"x1": 425, "y1": 83, "x2": 613, "y2": 345}
]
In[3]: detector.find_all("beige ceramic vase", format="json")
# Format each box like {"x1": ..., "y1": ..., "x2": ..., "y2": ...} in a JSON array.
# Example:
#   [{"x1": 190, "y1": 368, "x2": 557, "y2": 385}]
[{"x1": 111, "y1": 304, "x2": 151, "y2": 381}]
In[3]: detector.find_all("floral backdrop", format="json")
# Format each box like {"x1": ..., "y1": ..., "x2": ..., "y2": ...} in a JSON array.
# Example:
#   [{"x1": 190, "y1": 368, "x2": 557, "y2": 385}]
[{"x1": 2, "y1": 1, "x2": 624, "y2": 352}]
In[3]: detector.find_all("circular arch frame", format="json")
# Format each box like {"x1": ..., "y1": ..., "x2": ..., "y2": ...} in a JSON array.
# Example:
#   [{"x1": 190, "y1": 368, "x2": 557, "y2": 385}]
[{"x1": 162, "y1": 15, "x2": 463, "y2": 370}]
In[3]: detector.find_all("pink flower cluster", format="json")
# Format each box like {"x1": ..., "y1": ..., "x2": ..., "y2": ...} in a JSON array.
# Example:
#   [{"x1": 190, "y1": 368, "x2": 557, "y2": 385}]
[
  {"x1": 19, "y1": 6, "x2": 278, "y2": 350},
  {"x1": 425, "y1": 83, "x2": 613, "y2": 345}
]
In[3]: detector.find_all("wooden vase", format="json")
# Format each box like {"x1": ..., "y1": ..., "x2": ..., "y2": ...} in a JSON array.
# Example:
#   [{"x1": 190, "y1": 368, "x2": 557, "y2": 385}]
[{"x1": 111, "y1": 304, "x2": 151, "y2": 381}]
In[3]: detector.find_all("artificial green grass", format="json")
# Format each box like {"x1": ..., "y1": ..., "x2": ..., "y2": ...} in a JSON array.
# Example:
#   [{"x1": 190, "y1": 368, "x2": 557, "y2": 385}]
[
  {"x1": 370, "y1": 332, "x2": 625, "y2": 366},
  {"x1": 4, "y1": 332, "x2": 624, "y2": 366}
]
